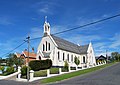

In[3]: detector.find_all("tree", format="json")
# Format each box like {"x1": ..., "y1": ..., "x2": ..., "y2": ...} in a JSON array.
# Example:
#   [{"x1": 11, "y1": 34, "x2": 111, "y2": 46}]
[
  {"x1": 0, "y1": 66, "x2": 4, "y2": 74},
  {"x1": 7, "y1": 53, "x2": 24, "y2": 67},
  {"x1": 111, "y1": 52, "x2": 119, "y2": 61},
  {"x1": 6, "y1": 53, "x2": 14, "y2": 66},
  {"x1": 74, "y1": 56, "x2": 80, "y2": 66}
]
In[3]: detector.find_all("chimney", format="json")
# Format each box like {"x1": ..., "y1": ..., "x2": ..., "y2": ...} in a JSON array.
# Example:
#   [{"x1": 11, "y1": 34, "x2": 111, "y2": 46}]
[
  {"x1": 24, "y1": 49, "x2": 27, "y2": 51},
  {"x1": 32, "y1": 47, "x2": 34, "y2": 53}
]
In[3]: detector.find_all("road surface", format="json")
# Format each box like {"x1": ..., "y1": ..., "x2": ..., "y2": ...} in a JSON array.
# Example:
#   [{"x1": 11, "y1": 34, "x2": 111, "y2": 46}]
[{"x1": 49, "y1": 62, "x2": 120, "y2": 85}]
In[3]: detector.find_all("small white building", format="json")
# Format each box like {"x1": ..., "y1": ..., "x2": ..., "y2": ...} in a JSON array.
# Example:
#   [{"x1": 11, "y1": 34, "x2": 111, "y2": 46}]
[{"x1": 36, "y1": 18, "x2": 96, "y2": 68}]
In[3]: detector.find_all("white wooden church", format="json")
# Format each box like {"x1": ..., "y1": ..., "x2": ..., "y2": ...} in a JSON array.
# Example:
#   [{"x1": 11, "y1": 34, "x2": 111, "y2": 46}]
[{"x1": 36, "y1": 18, "x2": 96, "y2": 68}]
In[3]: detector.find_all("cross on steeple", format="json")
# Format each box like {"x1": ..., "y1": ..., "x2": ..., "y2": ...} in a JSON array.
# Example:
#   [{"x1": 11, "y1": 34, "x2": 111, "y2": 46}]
[{"x1": 45, "y1": 16, "x2": 47, "y2": 23}]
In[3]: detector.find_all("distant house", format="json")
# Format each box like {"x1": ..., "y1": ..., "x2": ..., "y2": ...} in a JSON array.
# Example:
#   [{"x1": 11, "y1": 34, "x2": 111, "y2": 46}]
[
  {"x1": 36, "y1": 18, "x2": 96, "y2": 68},
  {"x1": 96, "y1": 55, "x2": 107, "y2": 62},
  {"x1": 15, "y1": 49, "x2": 36, "y2": 65}
]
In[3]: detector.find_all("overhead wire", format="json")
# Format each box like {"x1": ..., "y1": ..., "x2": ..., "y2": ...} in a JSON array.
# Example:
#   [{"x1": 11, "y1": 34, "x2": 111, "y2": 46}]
[{"x1": 1, "y1": 13, "x2": 120, "y2": 58}]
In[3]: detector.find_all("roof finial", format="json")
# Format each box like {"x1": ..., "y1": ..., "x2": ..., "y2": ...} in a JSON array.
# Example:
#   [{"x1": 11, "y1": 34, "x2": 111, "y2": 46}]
[{"x1": 45, "y1": 16, "x2": 47, "y2": 23}]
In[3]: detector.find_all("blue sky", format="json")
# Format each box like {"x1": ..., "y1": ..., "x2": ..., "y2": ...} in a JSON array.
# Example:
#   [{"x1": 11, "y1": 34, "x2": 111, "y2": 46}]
[{"x1": 0, "y1": 0, "x2": 120, "y2": 58}]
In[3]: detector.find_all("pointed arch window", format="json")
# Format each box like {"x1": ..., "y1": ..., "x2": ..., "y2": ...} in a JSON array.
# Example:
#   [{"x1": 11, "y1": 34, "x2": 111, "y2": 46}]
[
  {"x1": 43, "y1": 44, "x2": 45, "y2": 51},
  {"x1": 83, "y1": 56, "x2": 85, "y2": 63},
  {"x1": 63, "y1": 53, "x2": 65, "y2": 61},
  {"x1": 67, "y1": 54, "x2": 69, "y2": 62},
  {"x1": 71, "y1": 55, "x2": 73, "y2": 62},
  {"x1": 58, "y1": 51, "x2": 60, "y2": 60},
  {"x1": 48, "y1": 43, "x2": 50, "y2": 50},
  {"x1": 46, "y1": 41, "x2": 47, "y2": 51}
]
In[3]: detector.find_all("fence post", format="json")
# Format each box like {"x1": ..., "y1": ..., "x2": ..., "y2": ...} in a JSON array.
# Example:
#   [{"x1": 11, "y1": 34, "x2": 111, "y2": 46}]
[
  {"x1": 30, "y1": 70, "x2": 34, "y2": 80},
  {"x1": 47, "y1": 69, "x2": 50, "y2": 77},
  {"x1": 76, "y1": 65, "x2": 78, "y2": 70},
  {"x1": 59, "y1": 68, "x2": 61, "y2": 74},
  {"x1": 18, "y1": 66, "x2": 21, "y2": 72}
]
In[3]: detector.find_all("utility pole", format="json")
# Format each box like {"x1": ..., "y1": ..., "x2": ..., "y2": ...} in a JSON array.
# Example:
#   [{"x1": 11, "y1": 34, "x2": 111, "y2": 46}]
[
  {"x1": 106, "y1": 50, "x2": 108, "y2": 63},
  {"x1": 26, "y1": 35, "x2": 30, "y2": 82}
]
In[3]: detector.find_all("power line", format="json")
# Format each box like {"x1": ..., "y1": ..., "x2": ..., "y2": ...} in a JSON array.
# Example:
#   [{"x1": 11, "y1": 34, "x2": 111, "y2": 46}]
[
  {"x1": 30, "y1": 13, "x2": 120, "y2": 40},
  {"x1": 1, "y1": 41, "x2": 26, "y2": 58},
  {"x1": 53, "y1": 13, "x2": 120, "y2": 35},
  {"x1": 1, "y1": 13, "x2": 120, "y2": 58}
]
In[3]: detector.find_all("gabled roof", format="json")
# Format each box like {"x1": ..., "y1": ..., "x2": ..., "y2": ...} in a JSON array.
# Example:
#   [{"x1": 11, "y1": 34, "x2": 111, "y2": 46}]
[
  {"x1": 97, "y1": 55, "x2": 107, "y2": 60},
  {"x1": 22, "y1": 51, "x2": 36, "y2": 59},
  {"x1": 15, "y1": 52, "x2": 21, "y2": 58},
  {"x1": 51, "y1": 35, "x2": 89, "y2": 54}
]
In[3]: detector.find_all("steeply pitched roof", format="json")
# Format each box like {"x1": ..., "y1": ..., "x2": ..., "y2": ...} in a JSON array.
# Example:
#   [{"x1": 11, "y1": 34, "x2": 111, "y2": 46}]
[
  {"x1": 51, "y1": 35, "x2": 89, "y2": 54},
  {"x1": 23, "y1": 51, "x2": 36, "y2": 59},
  {"x1": 15, "y1": 52, "x2": 21, "y2": 58}
]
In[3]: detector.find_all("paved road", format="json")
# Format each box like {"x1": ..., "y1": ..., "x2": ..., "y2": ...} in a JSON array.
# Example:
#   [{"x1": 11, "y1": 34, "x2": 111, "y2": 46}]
[
  {"x1": 0, "y1": 63, "x2": 119, "y2": 85},
  {"x1": 49, "y1": 63, "x2": 120, "y2": 85}
]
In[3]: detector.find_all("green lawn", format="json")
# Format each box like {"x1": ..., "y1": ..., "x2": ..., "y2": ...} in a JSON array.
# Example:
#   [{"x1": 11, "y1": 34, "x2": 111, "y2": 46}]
[
  {"x1": 34, "y1": 70, "x2": 47, "y2": 77},
  {"x1": 40, "y1": 62, "x2": 116, "y2": 84},
  {"x1": 50, "y1": 67, "x2": 59, "y2": 74}
]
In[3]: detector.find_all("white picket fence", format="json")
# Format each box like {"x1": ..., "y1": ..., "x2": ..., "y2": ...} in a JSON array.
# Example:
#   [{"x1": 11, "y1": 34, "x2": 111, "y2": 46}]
[{"x1": 16, "y1": 62, "x2": 106, "y2": 82}]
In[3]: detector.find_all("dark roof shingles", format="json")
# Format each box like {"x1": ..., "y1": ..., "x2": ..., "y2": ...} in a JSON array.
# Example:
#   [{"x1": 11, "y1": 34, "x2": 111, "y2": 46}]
[{"x1": 51, "y1": 35, "x2": 89, "y2": 54}]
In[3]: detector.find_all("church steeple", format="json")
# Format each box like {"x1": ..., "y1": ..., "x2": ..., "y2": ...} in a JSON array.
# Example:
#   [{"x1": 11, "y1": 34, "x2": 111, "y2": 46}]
[{"x1": 44, "y1": 16, "x2": 50, "y2": 36}]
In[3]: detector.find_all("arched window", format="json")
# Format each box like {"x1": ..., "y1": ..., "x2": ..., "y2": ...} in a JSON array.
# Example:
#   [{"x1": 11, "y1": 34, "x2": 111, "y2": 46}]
[
  {"x1": 45, "y1": 26, "x2": 47, "y2": 31},
  {"x1": 71, "y1": 55, "x2": 73, "y2": 62},
  {"x1": 39, "y1": 56, "x2": 41, "y2": 60},
  {"x1": 43, "y1": 44, "x2": 45, "y2": 51},
  {"x1": 83, "y1": 56, "x2": 85, "y2": 63},
  {"x1": 67, "y1": 54, "x2": 69, "y2": 62},
  {"x1": 48, "y1": 43, "x2": 50, "y2": 50},
  {"x1": 46, "y1": 41, "x2": 47, "y2": 51},
  {"x1": 58, "y1": 51, "x2": 60, "y2": 60},
  {"x1": 63, "y1": 53, "x2": 65, "y2": 61}
]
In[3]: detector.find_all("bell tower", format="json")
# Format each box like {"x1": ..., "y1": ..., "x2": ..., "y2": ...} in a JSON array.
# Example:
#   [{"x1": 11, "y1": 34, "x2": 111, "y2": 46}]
[{"x1": 44, "y1": 16, "x2": 50, "y2": 36}]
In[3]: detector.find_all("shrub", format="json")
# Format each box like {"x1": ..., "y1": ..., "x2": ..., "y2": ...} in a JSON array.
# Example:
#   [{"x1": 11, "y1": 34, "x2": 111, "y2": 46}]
[
  {"x1": 74, "y1": 56, "x2": 80, "y2": 66},
  {"x1": 6, "y1": 67, "x2": 14, "y2": 75},
  {"x1": 21, "y1": 66, "x2": 31, "y2": 76},
  {"x1": 62, "y1": 61, "x2": 69, "y2": 72},
  {"x1": 0, "y1": 66, "x2": 4, "y2": 73},
  {"x1": 29, "y1": 59, "x2": 52, "y2": 71}
]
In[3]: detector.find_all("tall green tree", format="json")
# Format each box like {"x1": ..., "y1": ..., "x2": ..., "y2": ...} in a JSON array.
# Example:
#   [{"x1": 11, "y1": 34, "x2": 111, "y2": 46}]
[
  {"x1": 7, "y1": 53, "x2": 24, "y2": 67},
  {"x1": 111, "y1": 52, "x2": 119, "y2": 61}
]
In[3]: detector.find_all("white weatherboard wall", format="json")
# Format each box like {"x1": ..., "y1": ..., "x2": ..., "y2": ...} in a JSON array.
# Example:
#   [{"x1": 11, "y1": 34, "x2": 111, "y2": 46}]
[{"x1": 36, "y1": 19, "x2": 96, "y2": 67}]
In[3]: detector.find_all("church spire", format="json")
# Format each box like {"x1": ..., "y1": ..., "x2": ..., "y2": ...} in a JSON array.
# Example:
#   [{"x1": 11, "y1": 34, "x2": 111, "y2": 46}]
[{"x1": 43, "y1": 16, "x2": 50, "y2": 36}]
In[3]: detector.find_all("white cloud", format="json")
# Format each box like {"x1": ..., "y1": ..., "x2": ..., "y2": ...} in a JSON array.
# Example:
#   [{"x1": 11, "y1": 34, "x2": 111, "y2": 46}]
[
  {"x1": 30, "y1": 27, "x2": 43, "y2": 39},
  {"x1": 32, "y1": 1, "x2": 59, "y2": 14},
  {"x1": 38, "y1": 4, "x2": 52, "y2": 14},
  {"x1": 51, "y1": 25, "x2": 68, "y2": 34},
  {"x1": 0, "y1": 37, "x2": 27, "y2": 58},
  {"x1": 0, "y1": 17, "x2": 13, "y2": 25},
  {"x1": 65, "y1": 34, "x2": 102, "y2": 45},
  {"x1": 109, "y1": 33, "x2": 120, "y2": 49}
]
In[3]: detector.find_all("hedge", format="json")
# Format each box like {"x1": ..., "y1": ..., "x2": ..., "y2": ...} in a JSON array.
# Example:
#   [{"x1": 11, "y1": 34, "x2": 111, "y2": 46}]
[
  {"x1": 29, "y1": 59, "x2": 52, "y2": 71},
  {"x1": 5, "y1": 67, "x2": 14, "y2": 75}
]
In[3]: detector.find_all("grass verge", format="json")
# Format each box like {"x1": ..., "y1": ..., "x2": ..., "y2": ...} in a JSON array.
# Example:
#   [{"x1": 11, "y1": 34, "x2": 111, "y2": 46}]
[
  {"x1": 50, "y1": 67, "x2": 59, "y2": 74},
  {"x1": 40, "y1": 62, "x2": 116, "y2": 84},
  {"x1": 34, "y1": 70, "x2": 47, "y2": 77}
]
